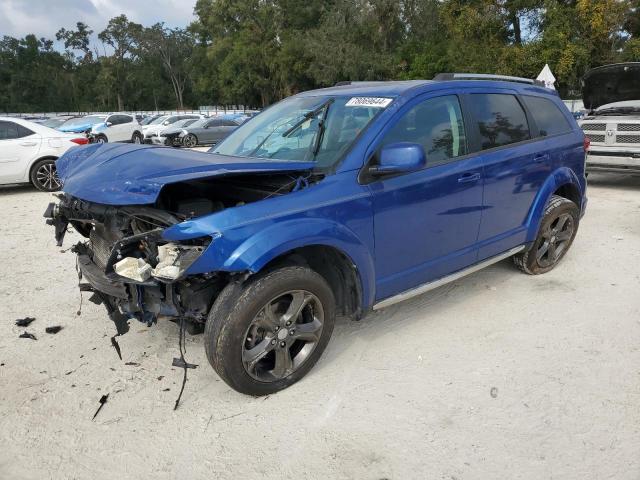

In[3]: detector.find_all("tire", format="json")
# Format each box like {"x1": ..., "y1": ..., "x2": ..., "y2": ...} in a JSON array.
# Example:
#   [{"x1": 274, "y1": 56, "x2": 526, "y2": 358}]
[
  {"x1": 131, "y1": 131, "x2": 143, "y2": 144},
  {"x1": 205, "y1": 266, "x2": 336, "y2": 396},
  {"x1": 30, "y1": 158, "x2": 61, "y2": 192},
  {"x1": 183, "y1": 134, "x2": 197, "y2": 148},
  {"x1": 95, "y1": 134, "x2": 108, "y2": 144},
  {"x1": 513, "y1": 195, "x2": 579, "y2": 274}
]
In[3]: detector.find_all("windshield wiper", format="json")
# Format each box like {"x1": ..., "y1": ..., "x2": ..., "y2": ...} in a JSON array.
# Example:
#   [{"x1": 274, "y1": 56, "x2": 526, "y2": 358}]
[
  {"x1": 282, "y1": 98, "x2": 334, "y2": 138},
  {"x1": 247, "y1": 99, "x2": 334, "y2": 158}
]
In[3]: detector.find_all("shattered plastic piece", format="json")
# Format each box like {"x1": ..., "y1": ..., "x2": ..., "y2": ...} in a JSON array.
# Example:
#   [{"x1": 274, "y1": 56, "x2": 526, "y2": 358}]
[
  {"x1": 172, "y1": 357, "x2": 198, "y2": 369},
  {"x1": 15, "y1": 317, "x2": 36, "y2": 327},
  {"x1": 114, "y1": 257, "x2": 152, "y2": 282},
  {"x1": 45, "y1": 326, "x2": 63, "y2": 334},
  {"x1": 124, "y1": 362, "x2": 140, "y2": 366},
  {"x1": 92, "y1": 394, "x2": 109, "y2": 420},
  {"x1": 111, "y1": 336, "x2": 123, "y2": 360},
  {"x1": 19, "y1": 332, "x2": 37, "y2": 340},
  {"x1": 151, "y1": 243, "x2": 190, "y2": 281}
]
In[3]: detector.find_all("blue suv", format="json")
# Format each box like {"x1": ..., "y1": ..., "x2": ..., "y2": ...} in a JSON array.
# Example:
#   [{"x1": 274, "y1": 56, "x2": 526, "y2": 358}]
[{"x1": 46, "y1": 74, "x2": 587, "y2": 395}]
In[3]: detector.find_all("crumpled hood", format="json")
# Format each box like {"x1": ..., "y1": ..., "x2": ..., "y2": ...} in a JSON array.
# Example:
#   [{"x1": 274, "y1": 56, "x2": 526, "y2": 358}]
[
  {"x1": 582, "y1": 63, "x2": 640, "y2": 110},
  {"x1": 56, "y1": 143, "x2": 315, "y2": 205},
  {"x1": 58, "y1": 121, "x2": 102, "y2": 133}
]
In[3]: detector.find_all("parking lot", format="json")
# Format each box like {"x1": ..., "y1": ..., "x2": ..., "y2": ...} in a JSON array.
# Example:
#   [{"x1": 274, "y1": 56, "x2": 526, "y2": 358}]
[{"x1": 0, "y1": 173, "x2": 638, "y2": 479}]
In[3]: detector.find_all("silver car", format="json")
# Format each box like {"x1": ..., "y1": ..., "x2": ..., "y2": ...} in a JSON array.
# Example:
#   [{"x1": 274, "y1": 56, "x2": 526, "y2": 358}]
[
  {"x1": 579, "y1": 63, "x2": 640, "y2": 173},
  {"x1": 180, "y1": 117, "x2": 243, "y2": 147}
]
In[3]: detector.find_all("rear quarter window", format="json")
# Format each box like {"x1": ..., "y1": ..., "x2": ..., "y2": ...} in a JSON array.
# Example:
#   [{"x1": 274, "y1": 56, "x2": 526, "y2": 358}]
[{"x1": 522, "y1": 96, "x2": 573, "y2": 137}]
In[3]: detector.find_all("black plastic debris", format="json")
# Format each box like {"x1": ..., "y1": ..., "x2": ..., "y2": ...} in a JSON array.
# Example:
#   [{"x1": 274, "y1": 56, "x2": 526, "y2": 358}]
[
  {"x1": 15, "y1": 317, "x2": 35, "y2": 327},
  {"x1": 45, "y1": 326, "x2": 63, "y2": 334},
  {"x1": 172, "y1": 358, "x2": 198, "y2": 369},
  {"x1": 19, "y1": 332, "x2": 37, "y2": 340},
  {"x1": 110, "y1": 336, "x2": 122, "y2": 360},
  {"x1": 124, "y1": 362, "x2": 140, "y2": 366},
  {"x1": 92, "y1": 394, "x2": 109, "y2": 420}
]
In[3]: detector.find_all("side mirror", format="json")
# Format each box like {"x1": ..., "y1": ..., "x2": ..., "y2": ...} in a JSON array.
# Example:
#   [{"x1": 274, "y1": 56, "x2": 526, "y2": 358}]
[
  {"x1": 105, "y1": 122, "x2": 113, "y2": 127},
  {"x1": 163, "y1": 121, "x2": 170, "y2": 126},
  {"x1": 369, "y1": 142, "x2": 426, "y2": 176}
]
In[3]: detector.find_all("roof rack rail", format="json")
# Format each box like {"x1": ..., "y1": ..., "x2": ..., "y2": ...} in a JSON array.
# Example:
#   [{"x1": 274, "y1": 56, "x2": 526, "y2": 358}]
[{"x1": 433, "y1": 73, "x2": 544, "y2": 86}]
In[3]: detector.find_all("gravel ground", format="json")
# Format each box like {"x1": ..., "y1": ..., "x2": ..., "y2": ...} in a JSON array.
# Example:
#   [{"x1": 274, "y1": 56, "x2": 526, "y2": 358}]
[{"x1": 0, "y1": 173, "x2": 639, "y2": 480}]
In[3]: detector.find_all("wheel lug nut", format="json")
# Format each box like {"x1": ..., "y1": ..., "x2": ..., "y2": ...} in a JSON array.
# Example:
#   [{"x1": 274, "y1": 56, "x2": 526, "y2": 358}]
[
  {"x1": 271, "y1": 339, "x2": 276, "y2": 345},
  {"x1": 289, "y1": 329, "x2": 295, "y2": 336},
  {"x1": 275, "y1": 326, "x2": 280, "y2": 331},
  {"x1": 285, "y1": 321, "x2": 291, "y2": 326},
  {"x1": 280, "y1": 341, "x2": 286, "y2": 348}
]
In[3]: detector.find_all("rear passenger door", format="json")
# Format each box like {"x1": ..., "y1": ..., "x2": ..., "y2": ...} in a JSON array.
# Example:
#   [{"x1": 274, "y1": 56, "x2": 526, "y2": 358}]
[
  {"x1": 107, "y1": 115, "x2": 133, "y2": 142},
  {"x1": 0, "y1": 121, "x2": 41, "y2": 183},
  {"x1": 464, "y1": 91, "x2": 551, "y2": 260}
]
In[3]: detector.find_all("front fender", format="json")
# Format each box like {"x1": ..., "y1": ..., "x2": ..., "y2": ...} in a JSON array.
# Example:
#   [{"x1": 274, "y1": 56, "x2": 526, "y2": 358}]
[
  {"x1": 184, "y1": 218, "x2": 376, "y2": 309},
  {"x1": 525, "y1": 166, "x2": 584, "y2": 242}
]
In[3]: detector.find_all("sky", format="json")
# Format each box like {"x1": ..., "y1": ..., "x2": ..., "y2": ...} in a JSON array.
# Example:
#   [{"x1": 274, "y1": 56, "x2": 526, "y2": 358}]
[{"x1": 0, "y1": 0, "x2": 198, "y2": 45}]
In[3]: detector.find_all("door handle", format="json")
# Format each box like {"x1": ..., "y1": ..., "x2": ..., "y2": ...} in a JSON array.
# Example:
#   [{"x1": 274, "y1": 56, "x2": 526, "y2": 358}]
[
  {"x1": 534, "y1": 153, "x2": 549, "y2": 162},
  {"x1": 20, "y1": 141, "x2": 38, "y2": 147},
  {"x1": 458, "y1": 172, "x2": 481, "y2": 183}
]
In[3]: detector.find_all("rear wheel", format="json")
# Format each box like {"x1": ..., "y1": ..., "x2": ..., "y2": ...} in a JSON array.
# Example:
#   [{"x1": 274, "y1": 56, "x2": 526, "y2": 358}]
[
  {"x1": 131, "y1": 131, "x2": 143, "y2": 144},
  {"x1": 30, "y1": 159, "x2": 61, "y2": 192},
  {"x1": 514, "y1": 195, "x2": 579, "y2": 274},
  {"x1": 94, "y1": 134, "x2": 107, "y2": 144},
  {"x1": 205, "y1": 266, "x2": 335, "y2": 396},
  {"x1": 183, "y1": 134, "x2": 197, "y2": 148}
]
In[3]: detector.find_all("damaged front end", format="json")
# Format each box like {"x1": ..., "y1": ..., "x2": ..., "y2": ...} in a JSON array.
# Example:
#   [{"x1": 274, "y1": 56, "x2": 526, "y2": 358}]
[{"x1": 44, "y1": 194, "x2": 224, "y2": 335}]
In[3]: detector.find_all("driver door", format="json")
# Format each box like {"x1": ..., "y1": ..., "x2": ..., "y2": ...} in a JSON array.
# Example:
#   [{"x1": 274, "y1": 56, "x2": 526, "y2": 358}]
[{"x1": 366, "y1": 94, "x2": 485, "y2": 301}]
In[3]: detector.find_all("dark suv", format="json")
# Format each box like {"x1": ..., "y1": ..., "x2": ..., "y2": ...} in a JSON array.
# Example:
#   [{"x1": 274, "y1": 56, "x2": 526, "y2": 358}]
[{"x1": 46, "y1": 74, "x2": 587, "y2": 395}]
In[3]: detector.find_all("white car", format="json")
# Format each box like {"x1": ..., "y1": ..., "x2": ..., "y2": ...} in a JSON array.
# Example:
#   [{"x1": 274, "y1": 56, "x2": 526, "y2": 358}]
[
  {"x1": 142, "y1": 114, "x2": 203, "y2": 142},
  {"x1": 89, "y1": 113, "x2": 144, "y2": 144},
  {"x1": 0, "y1": 117, "x2": 88, "y2": 192}
]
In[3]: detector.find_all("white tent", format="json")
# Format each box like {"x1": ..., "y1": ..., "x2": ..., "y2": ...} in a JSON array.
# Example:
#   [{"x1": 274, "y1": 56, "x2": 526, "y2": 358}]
[{"x1": 536, "y1": 64, "x2": 556, "y2": 90}]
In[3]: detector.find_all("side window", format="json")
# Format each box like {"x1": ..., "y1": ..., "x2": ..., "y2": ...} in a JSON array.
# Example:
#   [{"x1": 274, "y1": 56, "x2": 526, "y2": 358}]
[
  {"x1": 208, "y1": 119, "x2": 224, "y2": 127},
  {"x1": 119, "y1": 115, "x2": 133, "y2": 124},
  {"x1": 470, "y1": 94, "x2": 530, "y2": 149},
  {"x1": 381, "y1": 95, "x2": 467, "y2": 166},
  {"x1": 106, "y1": 115, "x2": 117, "y2": 125},
  {"x1": 0, "y1": 121, "x2": 31, "y2": 140},
  {"x1": 522, "y1": 96, "x2": 573, "y2": 137}
]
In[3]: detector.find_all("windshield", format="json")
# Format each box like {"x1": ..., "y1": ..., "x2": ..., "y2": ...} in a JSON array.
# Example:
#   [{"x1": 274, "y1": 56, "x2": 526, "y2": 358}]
[
  {"x1": 42, "y1": 118, "x2": 67, "y2": 128},
  {"x1": 189, "y1": 118, "x2": 209, "y2": 128},
  {"x1": 172, "y1": 118, "x2": 197, "y2": 128},
  {"x1": 140, "y1": 116, "x2": 159, "y2": 126},
  {"x1": 63, "y1": 115, "x2": 106, "y2": 127},
  {"x1": 149, "y1": 116, "x2": 168, "y2": 125},
  {"x1": 213, "y1": 95, "x2": 387, "y2": 168}
]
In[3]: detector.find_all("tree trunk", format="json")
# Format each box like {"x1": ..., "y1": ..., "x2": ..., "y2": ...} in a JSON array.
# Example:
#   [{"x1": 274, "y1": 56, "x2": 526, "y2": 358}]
[{"x1": 117, "y1": 92, "x2": 124, "y2": 111}]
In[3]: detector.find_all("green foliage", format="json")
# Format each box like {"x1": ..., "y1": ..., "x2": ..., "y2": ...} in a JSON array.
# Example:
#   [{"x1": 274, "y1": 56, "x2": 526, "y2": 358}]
[{"x1": 0, "y1": 1, "x2": 638, "y2": 112}]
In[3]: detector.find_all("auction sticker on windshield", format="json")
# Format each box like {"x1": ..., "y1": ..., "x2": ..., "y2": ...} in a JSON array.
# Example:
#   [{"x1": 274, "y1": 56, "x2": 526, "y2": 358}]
[{"x1": 345, "y1": 97, "x2": 393, "y2": 108}]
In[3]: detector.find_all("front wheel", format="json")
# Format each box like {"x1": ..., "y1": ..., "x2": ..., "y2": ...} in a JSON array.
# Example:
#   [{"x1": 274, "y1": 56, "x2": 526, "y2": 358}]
[
  {"x1": 30, "y1": 159, "x2": 61, "y2": 192},
  {"x1": 183, "y1": 134, "x2": 197, "y2": 148},
  {"x1": 514, "y1": 195, "x2": 579, "y2": 274},
  {"x1": 131, "y1": 132, "x2": 143, "y2": 144},
  {"x1": 205, "y1": 266, "x2": 336, "y2": 396},
  {"x1": 94, "y1": 134, "x2": 107, "y2": 144}
]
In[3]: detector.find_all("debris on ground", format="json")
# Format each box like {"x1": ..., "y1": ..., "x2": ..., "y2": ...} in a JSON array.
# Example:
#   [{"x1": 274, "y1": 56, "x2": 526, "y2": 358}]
[
  {"x1": 92, "y1": 394, "x2": 109, "y2": 420},
  {"x1": 110, "y1": 336, "x2": 122, "y2": 360},
  {"x1": 172, "y1": 357, "x2": 198, "y2": 369},
  {"x1": 124, "y1": 362, "x2": 140, "y2": 366},
  {"x1": 45, "y1": 326, "x2": 63, "y2": 334},
  {"x1": 15, "y1": 317, "x2": 36, "y2": 327},
  {"x1": 19, "y1": 332, "x2": 37, "y2": 340},
  {"x1": 490, "y1": 387, "x2": 499, "y2": 398}
]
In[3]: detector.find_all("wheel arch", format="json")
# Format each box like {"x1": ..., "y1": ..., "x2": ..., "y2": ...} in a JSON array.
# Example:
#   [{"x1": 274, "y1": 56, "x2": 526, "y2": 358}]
[
  {"x1": 525, "y1": 167, "x2": 584, "y2": 242},
  {"x1": 259, "y1": 244, "x2": 364, "y2": 318}
]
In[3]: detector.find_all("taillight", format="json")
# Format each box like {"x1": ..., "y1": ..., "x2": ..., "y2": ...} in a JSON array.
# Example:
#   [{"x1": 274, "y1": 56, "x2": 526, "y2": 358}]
[
  {"x1": 583, "y1": 136, "x2": 590, "y2": 152},
  {"x1": 71, "y1": 137, "x2": 89, "y2": 145}
]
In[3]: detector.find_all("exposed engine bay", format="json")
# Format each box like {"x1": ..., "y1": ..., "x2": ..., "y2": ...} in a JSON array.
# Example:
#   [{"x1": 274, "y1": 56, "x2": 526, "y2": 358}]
[{"x1": 44, "y1": 172, "x2": 314, "y2": 335}]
